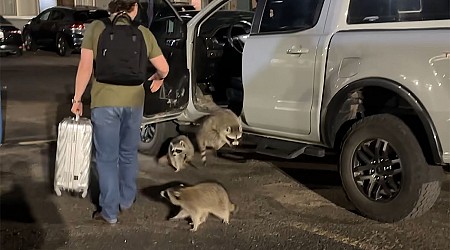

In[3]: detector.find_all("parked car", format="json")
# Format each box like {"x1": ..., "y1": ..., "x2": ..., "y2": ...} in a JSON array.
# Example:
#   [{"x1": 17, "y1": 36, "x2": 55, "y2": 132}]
[
  {"x1": 142, "y1": 0, "x2": 450, "y2": 223},
  {"x1": 0, "y1": 15, "x2": 23, "y2": 56},
  {"x1": 22, "y1": 6, "x2": 110, "y2": 56}
]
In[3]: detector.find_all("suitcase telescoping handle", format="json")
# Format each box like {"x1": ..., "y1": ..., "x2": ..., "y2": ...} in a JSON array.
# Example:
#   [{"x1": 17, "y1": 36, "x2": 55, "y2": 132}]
[{"x1": 74, "y1": 114, "x2": 80, "y2": 122}]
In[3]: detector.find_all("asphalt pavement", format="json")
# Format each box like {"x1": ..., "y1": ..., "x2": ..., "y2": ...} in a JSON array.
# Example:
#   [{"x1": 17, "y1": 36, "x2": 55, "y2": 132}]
[{"x1": 0, "y1": 50, "x2": 449, "y2": 250}]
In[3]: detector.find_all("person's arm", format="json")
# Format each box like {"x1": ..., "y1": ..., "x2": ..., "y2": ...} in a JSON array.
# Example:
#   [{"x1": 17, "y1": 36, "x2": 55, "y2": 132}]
[
  {"x1": 148, "y1": 55, "x2": 169, "y2": 93},
  {"x1": 71, "y1": 20, "x2": 97, "y2": 116},
  {"x1": 147, "y1": 31, "x2": 169, "y2": 93},
  {"x1": 71, "y1": 48, "x2": 94, "y2": 116},
  {"x1": 149, "y1": 54, "x2": 169, "y2": 80}
]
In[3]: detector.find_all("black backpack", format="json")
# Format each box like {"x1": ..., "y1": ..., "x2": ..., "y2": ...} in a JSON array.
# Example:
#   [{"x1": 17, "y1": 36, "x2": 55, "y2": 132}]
[{"x1": 94, "y1": 13, "x2": 148, "y2": 86}]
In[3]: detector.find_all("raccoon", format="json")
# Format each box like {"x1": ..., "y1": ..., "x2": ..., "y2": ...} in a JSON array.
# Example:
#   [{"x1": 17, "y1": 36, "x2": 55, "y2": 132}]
[
  {"x1": 158, "y1": 135, "x2": 195, "y2": 172},
  {"x1": 194, "y1": 85, "x2": 221, "y2": 112},
  {"x1": 160, "y1": 182, "x2": 237, "y2": 232},
  {"x1": 196, "y1": 108, "x2": 243, "y2": 167}
]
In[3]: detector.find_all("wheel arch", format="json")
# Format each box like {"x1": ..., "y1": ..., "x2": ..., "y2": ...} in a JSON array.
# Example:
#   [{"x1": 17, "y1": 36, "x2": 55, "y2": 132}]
[{"x1": 322, "y1": 77, "x2": 443, "y2": 165}]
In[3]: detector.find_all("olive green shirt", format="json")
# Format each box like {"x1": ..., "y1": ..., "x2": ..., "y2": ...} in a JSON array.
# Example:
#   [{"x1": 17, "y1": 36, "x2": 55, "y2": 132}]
[{"x1": 82, "y1": 18, "x2": 163, "y2": 108}]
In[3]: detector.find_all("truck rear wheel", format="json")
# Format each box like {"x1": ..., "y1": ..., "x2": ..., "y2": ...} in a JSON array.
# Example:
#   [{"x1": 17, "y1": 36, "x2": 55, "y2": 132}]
[
  {"x1": 139, "y1": 121, "x2": 177, "y2": 156},
  {"x1": 339, "y1": 114, "x2": 442, "y2": 222}
]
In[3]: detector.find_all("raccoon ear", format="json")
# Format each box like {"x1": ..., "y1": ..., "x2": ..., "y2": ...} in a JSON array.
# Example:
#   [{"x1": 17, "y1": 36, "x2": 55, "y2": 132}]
[
  {"x1": 173, "y1": 191, "x2": 181, "y2": 198},
  {"x1": 239, "y1": 125, "x2": 242, "y2": 132},
  {"x1": 226, "y1": 126, "x2": 231, "y2": 133},
  {"x1": 180, "y1": 140, "x2": 185, "y2": 147}
]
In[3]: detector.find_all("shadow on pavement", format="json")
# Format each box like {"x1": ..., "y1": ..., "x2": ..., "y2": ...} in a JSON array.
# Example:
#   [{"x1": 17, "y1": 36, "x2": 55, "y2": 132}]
[
  {"x1": 141, "y1": 181, "x2": 188, "y2": 220},
  {"x1": 88, "y1": 161, "x2": 101, "y2": 211},
  {"x1": 1, "y1": 183, "x2": 36, "y2": 224},
  {"x1": 0, "y1": 182, "x2": 44, "y2": 250},
  {"x1": 218, "y1": 151, "x2": 358, "y2": 212},
  {"x1": 0, "y1": 178, "x2": 69, "y2": 249}
]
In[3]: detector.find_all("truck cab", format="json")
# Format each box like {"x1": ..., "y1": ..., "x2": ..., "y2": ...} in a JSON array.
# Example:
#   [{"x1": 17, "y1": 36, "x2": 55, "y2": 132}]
[{"x1": 137, "y1": 0, "x2": 450, "y2": 223}]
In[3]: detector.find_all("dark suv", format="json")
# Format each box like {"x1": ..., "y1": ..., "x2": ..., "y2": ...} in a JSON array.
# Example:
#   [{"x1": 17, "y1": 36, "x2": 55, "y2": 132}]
[
  {"x1": 0, "y1": 15, "x2": 23, "y2": 56},
  {"x1": 22, "y1": 6, "x2": 109, "y2": 56}
]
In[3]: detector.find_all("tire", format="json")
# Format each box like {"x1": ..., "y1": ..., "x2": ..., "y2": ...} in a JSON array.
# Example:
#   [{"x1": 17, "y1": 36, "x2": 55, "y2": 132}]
[
  {"x1": 13, "y1": 49, "x2": 23, "y2": 57},
  {"x1": 339, "y1": 114, "x2": 442, "y2": 222},
  {"x1": 56, "y1": 35, "x2": 72, "y2": 57},
  {"x1": 138, "y1": 121, "x2": 177, "y2": 156},
  {"x1": 23, "y1": 32, "x2": 37, "y2": 52}
]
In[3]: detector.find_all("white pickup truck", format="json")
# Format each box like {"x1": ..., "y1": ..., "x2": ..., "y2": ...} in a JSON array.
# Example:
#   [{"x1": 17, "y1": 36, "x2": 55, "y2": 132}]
[{"x1": 137, "y1": 0, "x2": 450, "y2": 223}]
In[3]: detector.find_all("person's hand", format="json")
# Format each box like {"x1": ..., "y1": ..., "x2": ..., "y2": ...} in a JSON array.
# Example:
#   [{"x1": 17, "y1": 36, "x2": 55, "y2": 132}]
[
  {"x1": 150, "y1": 79, "x2": 164, "y2": 93},
  {"x1": 149, "y1": 73, "x2": 165, "y2": 93},
  {"x1": 71, "y1": 100, "x2": 83, "y2": 116}
]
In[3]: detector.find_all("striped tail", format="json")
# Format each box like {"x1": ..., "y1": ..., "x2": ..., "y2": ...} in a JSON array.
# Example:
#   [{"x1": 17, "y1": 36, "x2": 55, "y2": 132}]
[
  {"x1": 230, "y1": 203, "x2": 238, "y2": 214},
  {"x1": 200, "y1": 149, "x2": 207, "y2": 167}
]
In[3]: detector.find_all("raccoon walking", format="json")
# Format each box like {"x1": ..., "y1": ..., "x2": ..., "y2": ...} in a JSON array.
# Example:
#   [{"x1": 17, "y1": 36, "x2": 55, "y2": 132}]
[
  {"x1": 158, "y1": 135, "x2": 195, "y2": 172},
  {"x1": 196, "y1": 108, "x2": 243, "y2": 167},
  {"x1": 160, "y1": 182, "x2": 237, "y2": 232}
]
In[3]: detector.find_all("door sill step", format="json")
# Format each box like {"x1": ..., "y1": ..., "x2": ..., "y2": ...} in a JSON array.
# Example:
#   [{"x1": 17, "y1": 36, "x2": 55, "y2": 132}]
[{"x1": 218, "y1": 133, "x2": 325, "y2": 159}]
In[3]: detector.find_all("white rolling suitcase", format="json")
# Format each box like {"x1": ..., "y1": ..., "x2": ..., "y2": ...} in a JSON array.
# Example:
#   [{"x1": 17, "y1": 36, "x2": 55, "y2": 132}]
[{"x1": 54, "y1": 115, "x2": 92, "y2": 198}]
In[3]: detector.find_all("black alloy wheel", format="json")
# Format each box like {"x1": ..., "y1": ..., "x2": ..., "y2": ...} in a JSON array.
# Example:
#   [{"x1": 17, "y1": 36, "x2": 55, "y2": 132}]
[
  {"x1": 352, "y1": 138, "x2": 402, "y2": 202},
  {"x1": 340, "y1": 114, "x2": 442, "y2": 222},
  {"x1": 138, "y1": 121, "x2": 178, "y2": 156},
  {"x1": 56, "y1": 36, "x2": 71, "y2": 56},
  {"x1": 24, "y1": 32, "x2": 37, "y2": 51}
]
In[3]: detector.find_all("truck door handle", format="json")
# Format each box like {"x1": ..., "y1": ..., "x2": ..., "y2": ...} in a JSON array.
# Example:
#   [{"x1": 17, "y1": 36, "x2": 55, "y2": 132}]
[
  {"x1": 286, "y1": 48, "x2": 309, "y2": 55},
  {"x1": 166, "y1": 38, "x2": 181, "y2": 47}
]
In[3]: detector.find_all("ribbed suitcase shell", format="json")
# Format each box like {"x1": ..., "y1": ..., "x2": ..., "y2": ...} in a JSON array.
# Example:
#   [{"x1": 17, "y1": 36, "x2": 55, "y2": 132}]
[{"x1": 54, "y1": 116, "x2": 92, "y2": 198}]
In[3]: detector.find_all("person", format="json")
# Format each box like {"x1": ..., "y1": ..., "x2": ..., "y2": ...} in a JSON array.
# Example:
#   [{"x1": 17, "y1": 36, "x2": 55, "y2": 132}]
[
  {"x1": 252, "y1": 0, "x2": 258, "y2": 11},
  {"x1": 71, "y1": 0, "x2": 169, "y2": 224}
]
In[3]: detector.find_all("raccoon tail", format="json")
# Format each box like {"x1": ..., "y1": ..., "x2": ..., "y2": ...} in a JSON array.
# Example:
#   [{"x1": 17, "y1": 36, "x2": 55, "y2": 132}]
[
  {"x1": 198, "y1": 143, "x2": 207, "y2": 167},
  {"x1": 230, "y1": 203, "x2": 238, "y2": 214},
  {"x1": 200, "y1": 150, "x2": 207, "y2": 167}
]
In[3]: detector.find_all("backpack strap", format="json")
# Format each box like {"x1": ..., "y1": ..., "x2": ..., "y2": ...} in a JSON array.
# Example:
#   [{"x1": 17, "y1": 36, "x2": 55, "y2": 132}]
[
  {"x1": 100, "y1": 13, "x2": 141, "y2": 41},
  {"x1": 112, "y1": 11, "x2": 133, "y2": 25},
  {"x1": 99, "y1": 17, "x2": 114, "y2": 40}
]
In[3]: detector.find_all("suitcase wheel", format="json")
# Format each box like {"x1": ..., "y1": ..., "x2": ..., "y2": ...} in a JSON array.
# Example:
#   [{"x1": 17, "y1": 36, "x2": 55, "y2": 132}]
[
  {"x1": 81, "y1": 189, "x2": 88, "y2": 198},
  {"x1": 55, "y1": 187, "x2": 62, "y2": 196}
]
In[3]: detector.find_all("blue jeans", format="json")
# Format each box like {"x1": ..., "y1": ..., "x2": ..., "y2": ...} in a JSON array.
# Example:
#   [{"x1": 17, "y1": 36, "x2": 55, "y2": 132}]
[{"x1": 91, "y1": 107, "x2": 143, "y2": 223}]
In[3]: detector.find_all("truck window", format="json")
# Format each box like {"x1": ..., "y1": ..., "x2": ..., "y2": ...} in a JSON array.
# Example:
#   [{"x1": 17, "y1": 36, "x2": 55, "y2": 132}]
[
  {"x1": 258, "y1": 0, "x2": 324, "y2": 33},
  {"x1": 348, "y1": 0, "x2": 450, "y2": 24},
  {"x1": 397, "y1": 0, "x2": 422, "y2": 13}
]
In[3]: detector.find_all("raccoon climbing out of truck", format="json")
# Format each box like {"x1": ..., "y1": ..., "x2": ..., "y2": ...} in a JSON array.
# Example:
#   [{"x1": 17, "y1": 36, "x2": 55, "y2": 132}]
[{"x1": 195, "y1": 108, "x2": 242, "y2": 167}]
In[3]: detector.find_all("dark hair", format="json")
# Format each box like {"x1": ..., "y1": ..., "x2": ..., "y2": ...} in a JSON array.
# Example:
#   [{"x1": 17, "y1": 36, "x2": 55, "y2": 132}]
[{"x1": 108, "y1": 0, "x2": 137, "y2": 13}]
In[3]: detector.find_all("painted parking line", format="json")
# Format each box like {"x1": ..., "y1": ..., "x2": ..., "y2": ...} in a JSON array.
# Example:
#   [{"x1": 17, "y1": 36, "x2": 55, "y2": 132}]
[
  {"x1": 293, "y1": 222, "x2": 375, "y2": 250},
  {"x1": 17, "y1": 139, "x2": 56, "y2": 145}
]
